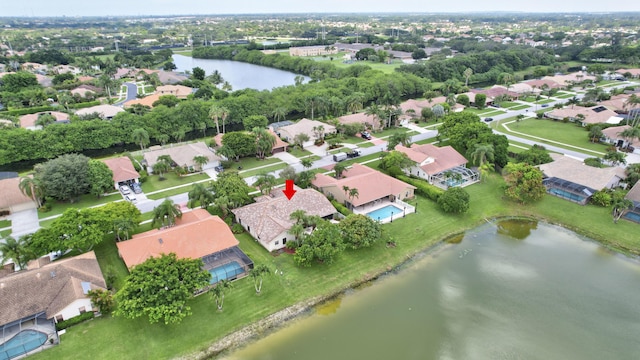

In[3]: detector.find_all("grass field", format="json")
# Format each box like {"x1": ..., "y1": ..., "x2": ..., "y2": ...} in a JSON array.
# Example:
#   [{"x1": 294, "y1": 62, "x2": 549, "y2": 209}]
[
  {"x1": 31, "y1": 173, "x2": 640, "y2": 360},
  {"x1": 240, "y1": 163, "x2": 289, "y2": 178},
  {"x1": 555, "y1": 92, "x2": 577, "y2": 99},
  {"x1": 235, "y1": 157, "x2": 281, "y2": 170},
  {"x1": 501, "y1": 118, "x2": 609, "y2": 154},
  {"x1": 141, "y1": 173, "x2": 211, "y2": 193},
  {"x1": 309, "y1": 53, "x2": 403, "y2": 74},
  {"x1": 287, "y1": 148, "x2": 313, "y2": 158},
  {"x1": 0, "y1": 219, "x2": 11, "y2": 229},
  {"x1": 146, "y1": 184, "x2": 200, "y2": 200},
  {"x1": 38, "y1": 193, "x2": 123, "y2": 219}
]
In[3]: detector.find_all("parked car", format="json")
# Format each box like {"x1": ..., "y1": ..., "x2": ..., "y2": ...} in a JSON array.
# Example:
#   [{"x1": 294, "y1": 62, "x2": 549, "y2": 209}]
[
  {"x1": 131, "y1": 183, "x2": 142, "y2": 194},
  {"x1": 333, "y1": 152, "x2": 348, "y2": 162},
  {"x1": 347, "y1": 149, "x2": 362, "y2": 158},
  {"x1": 214, "y1": 165, "x2": 224, "y2": 172},
  {"x1": 125, "y1": 195, "x2": 136, "y2": 203},
  {"x1": 541, "y1": 104, "x2": 549, "y2": 108},
  {"x1": 361, "y1": 131, "x2": 372, "y2": 140},
  {"x1": 483, "y1": 117, "x2": 494, "y2": 122},
  {"x1": 119, "y1": 185, "x2": 131, "y2": 195}
]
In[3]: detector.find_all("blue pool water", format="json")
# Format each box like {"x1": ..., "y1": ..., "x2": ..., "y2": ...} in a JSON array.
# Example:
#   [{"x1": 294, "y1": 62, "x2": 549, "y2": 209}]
[
  {"x1": 549, "y1": 188, "x2": 587, "y2": 202},
  {"x1": 209, "y1": 261, "x2": 244, "y2": 284},
  {"x1": 366, "y1": 205, "x2": 404, "y2": 221},
  {"x1": 623, "y1": 211, "x2": 640, "y2": 223},
  {"x1": 0, "y1": 330, "x2": 47, "y2": 360}
]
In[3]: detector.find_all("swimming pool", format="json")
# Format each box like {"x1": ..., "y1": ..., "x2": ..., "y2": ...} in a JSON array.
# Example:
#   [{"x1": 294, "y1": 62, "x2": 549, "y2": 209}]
[
  {"x1": 0, "y1": 330, "x2": 48, "y2": 360},
  {"x1": 366, "y1": 205, "x2": 404, "y2": 222},
  {"x1": 208, "y1": 261, "x2": 244, "y2": 284},
  {"x1": 623, "y1": 211, "x2": 640, "y2": 223},
  {"x1": 548, "y1": 188, "x2": 587, "y2": 203}
]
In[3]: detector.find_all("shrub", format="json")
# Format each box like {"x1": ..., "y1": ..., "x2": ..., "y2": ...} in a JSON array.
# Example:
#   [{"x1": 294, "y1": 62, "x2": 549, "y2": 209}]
[
  {"x1": 584, "y1": 157, "x2": 604, "y2": 168},
  {"x1": 437, "y1": 187, "x2": 470, "y2": 213},
  {"x1": 331, "y1": 199, "x2": 353, "y2": 216},
  {"x1": 396, "y1": 175, "x2": 444, "y2": 201},
  {"x1": 55, "y1": 311, "x2": 95, "y2": 331},
  {"x1": 590, "y1": 189, "x2": 612, "y2": 207},
  {"x1": 231, "y1": 223, "x2": 244, "y2": 234}
]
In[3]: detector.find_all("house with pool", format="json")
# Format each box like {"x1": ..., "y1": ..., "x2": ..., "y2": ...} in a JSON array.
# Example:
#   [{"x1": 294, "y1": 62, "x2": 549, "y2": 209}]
[
  {"x1": 623, "y1": 182, "x2": 640, "y2": 223},
  {"x1": 394, "y1": 143, "x2": 479, "y2": 189},
  {"x1": 311, "y1": 163, "x2": 416, "y2": 223},
  {"x1": 116, "y1": 209, "x2": 253, "y2": 285},
  {"x1": 232, "y1": 187, "x2": 336, "y2": 252},
  {"x1": 539, "y1": 154, "x2": 626, "y2": 205},
  {"x1": 0, "y1": 251, "x2": 106, "y2": 360}
]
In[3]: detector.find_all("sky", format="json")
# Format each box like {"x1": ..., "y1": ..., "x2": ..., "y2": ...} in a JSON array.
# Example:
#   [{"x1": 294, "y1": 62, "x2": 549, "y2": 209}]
[{"x1": 4, "y1": 0, "x2": 640, "y2": 17}]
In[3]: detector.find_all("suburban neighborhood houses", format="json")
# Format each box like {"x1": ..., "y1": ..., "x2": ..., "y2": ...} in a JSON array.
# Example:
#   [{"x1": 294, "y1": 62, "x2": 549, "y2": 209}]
[{"x1": 0, "y1": 9, "x2": 640, "y2": 360}]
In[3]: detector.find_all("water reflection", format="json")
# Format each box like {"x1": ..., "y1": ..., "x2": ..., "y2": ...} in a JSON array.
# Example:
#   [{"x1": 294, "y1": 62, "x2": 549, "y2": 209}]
[{"x1": 496, "y1": 218, "x2": 538, "y2": 240}]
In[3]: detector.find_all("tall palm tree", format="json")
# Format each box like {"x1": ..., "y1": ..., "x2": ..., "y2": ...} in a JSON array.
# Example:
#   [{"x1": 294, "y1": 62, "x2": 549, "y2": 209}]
[
  {"x1": 471, "y1": 143, "x2": 495, "y2": 167},
  {"x1": 289, "y1": 223, "x2": 305, "y2": 242},
  {"x1": 253, "y1": 172, "x2": 277, "y2": 196},
  {"x1": 187, "y1": 183, "x2": 215, "y2": 209},
  {"x1": 193, "y1": 155, "x2": 209, "y2": 172},
  {"x1": 463, "y1": 67, "x2": 473, "y2": 87},
  {"x1": 0, "y1": 236, "x2": 34, "y2": 270},
  {"x1": 151, "y1": 199, "x2": 182, "y2": 228},
  {"x1": 333, "y1": 162, "x2": 347, "y2": 179},
  {"x1": 219, "y1": 106, "x2": 230, "y2": 134},
  {"x1": 611, "y1": 196, "x2": 633, "y2": 223},
  {"x1": 131, "y1": 128, "x2": 150, "y2": 150},
  {"x1": 214, "y1": 195, "x2": 232, "y2": 220},
  {"x1": 250, "y1": 264, "x2": 271, "y2": 295},
  {"x1": 272, "y1": 107, "x2": 287, "y2": 122},
  {"x1": 342, "y1": 185, "x2": 350, "y2": 197},
  {"x1": 290, "y1": 210, "x2": 308, "y2": 225},
  {"x1": 19, "y1": 177, "x2": 43, "y2": 208},
  {"x1": 619, "y1": 126, "x2": 640, "y2": 149},
  {"x1": 114, "y1": 219, "x2": 136, "y2": 241},
  {"x1": 254, "y1": 128, "x2": 276, "y2": 159},
  {"x1": 211, "y1": 279, "x2": 233, "y2": 311},
  {"x1": 209, "y1": 104, "x2": 223, "y2": 134},
  {"x1": 346, "y1": 92, "x2": 365, "y2": 114},
  {"x1": 348, "y1": 188, "x2": 359, "y2": 207},
  {"x1": 365, "y1": 103, "x2": 382, "y2": 129}
]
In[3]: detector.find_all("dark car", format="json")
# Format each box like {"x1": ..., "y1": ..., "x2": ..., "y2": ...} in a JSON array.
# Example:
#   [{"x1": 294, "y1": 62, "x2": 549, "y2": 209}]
[
  {"x1": 541, "y1": 104, "x2": 549, "y2": 108},
  {"x1": 214, "y1": 165, "x2": 224, "y2": 172},
  {"x1": 361, "y1": 131, "x2": 372, "y2": 140},
  {"x1": 131, "y1": 183, "x2": 142, "y2": 194},
  {"x1": 483, "y1": 117, "x2": 494, "y2": 122}
]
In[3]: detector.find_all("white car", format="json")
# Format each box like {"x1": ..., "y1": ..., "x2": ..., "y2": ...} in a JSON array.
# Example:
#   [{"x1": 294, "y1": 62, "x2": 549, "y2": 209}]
[
  {"x1": 125, "y1": 195, "x2": 137, "y2": 203},
  {"x1": 119, "y1": 185, "x2": 131, "y2": 195}
]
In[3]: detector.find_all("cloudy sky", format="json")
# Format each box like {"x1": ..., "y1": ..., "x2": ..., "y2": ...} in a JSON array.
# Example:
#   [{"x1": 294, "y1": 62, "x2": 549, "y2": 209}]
[{"x1": 4, "y1": 0, "x2": 640, "y2": 17}]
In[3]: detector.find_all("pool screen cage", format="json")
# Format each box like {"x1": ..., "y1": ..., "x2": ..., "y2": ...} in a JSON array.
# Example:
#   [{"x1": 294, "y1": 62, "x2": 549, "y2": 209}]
[
  {"x1": 201, "y1": 247, "x2": 254, "y2": 276},
  {"x1": 1, "y1": 312, "x2": 57, "y2": 358},
  {"x1": 543, "y1": 177, "x2": 596, "y2": 204},
  {"x1": 431, "y1": 167, "x2": 480, "y2": 190},
  {"x1": 623, "y1": 201, "x2": 640, "y2": 223}
]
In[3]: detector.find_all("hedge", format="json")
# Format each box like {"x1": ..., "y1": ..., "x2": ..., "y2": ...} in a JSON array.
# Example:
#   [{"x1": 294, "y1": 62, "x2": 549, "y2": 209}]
[
  {"x1": 331, "y1": 199, "x2": 353, "y2": 217},
  {"x1": 68, "y1": 100, "x2": 101, "y2": 109},
  {"x1": 396, "y1": 174, "x2": 444, "y2": 201},
  {"x1": 2, "y1": 105, "x2": 55, "y2": 116},
  {"x1": 55, "y1": 311, "x2": 95, "y2": 331}
]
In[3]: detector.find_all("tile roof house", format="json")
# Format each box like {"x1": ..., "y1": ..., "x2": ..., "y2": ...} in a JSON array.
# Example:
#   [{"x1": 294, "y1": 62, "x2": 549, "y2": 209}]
[
  {"x1": 600, "y1": 94, "x2": 640, "y2": 114},
  {"x1": 70, "y1": 84, "x2": 101, "y2": 98},
  {"x1": 601, "y1": 125, "x2": 640, "y2": 154},
  {"x1": 156, "y1": 85, "x2": 194, "y2": 99},
  {"x1": 0, "y1": 251, "x2": 106, "y2": 355},
  {"x1": 19, "y1": 111, "x2": 69, "y2": 130},
  {"x1": 399, "y1": 98, "x2": 464, "y2": 120},
  {"x1": 312, "y1": 163, "x2": 416, "y2": 210},
  {"x1": 338, "y1": 112, "x2": 381, "y2": 131},
  {"x1": 524, "y1": 78, "x2": 563, "y2": 90},
  {"x1": 277, "y1": 119, "x2": 336, "y2": 143},
  {"x1": 544, "y1": 106, "x2": 624, "y2": 126},
  {"x1": 75, "y1": 104, "x2": 124, "y2": 120},
  {"x1": 471, "y1": 85, "x2": 521, "y2": 100},
  {"x1": 232, "y1": 188, "x2": 336, "y2": 252},
  {"x1": 395, "y1": 144, "x2": 479, "y2": 189},
  {"x1": 623, "y1": 182, "x2": 640, "y2": 223},
  {"x1": 542, "y1": 72, "x2": 596, "y2": 87},
  {"x1": 143, "y1": 142, "x2": 221, "y2": 174},
  {"x1": 102, "y1": 157, "x2": 141, "y2": 189},
  {"x1": 123, "y1": 93, "x2": 162, "y2": 109},
  {"x1": 539, "y1": 154, "x2": 626, "y2": 204},
  {"x1": 213, "y1": 130, "x2": 288, "y2": 154},
  {"x1": 616, "y1": 68, "x2": 640, "y2": 78},
  {"x1": 0, "y1": 177, "x2": 37, "y2": 215}
]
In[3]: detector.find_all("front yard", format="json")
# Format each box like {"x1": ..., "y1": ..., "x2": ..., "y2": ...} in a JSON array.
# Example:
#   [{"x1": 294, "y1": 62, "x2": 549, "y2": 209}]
[{"x1": 140, "y1": 172, "x2": 211, "y2": 193}]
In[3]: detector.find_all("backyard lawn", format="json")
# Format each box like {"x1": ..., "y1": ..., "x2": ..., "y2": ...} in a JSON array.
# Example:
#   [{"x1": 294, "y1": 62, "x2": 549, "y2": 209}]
[
  {"x1": 501, "y1": 118, "x2": 609, "y2": 154},
  {"x1": 140, "y1": 172, "x2": 211, "y2": 193},
  {"x1": 31, "y1": 173, "x2": 640, "y2": 360},
  {"x1": 287, "y1": 148, "x2": 313, "y2": 158}
]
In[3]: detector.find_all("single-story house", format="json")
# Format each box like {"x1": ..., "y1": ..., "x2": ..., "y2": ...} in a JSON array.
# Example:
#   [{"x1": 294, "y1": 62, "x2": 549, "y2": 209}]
[
  {"x1": 399, "y1": 98, "x2": 464, "y2": 121},
  {"x1": 615, "y1": 68, "x2": 640, "y2": 79},
  {"x1": 544, "y1": 106, "x2": 624, "y2": 126},
  {"x1": 143, "y1": 142, "x2": 221, "y2": 174},
  {"x1": 539, "y1": 154, "x2": 626, "y2": 204},
  {"x1": 471, "y1": 85, "x2": 521, "y2": 100},
  {"x1": 52, "y1": 64, "x2": 81, "y2": 75},
  {"x1": 311, "y1": 163, "x2": 416, "y2": 212},
  {"x1": 457, "y1": 92, "x2": 495, "y2": 107},
  {"x1": 21, "y1": 62, "x2": 48, "y2": 72},
  {"x1": 75, "y1": 104, "x2": 124, "y2": 120},
  {"x1": 102, "y1": 157, "x2": 141, "y2": 190},
  {"x1": 601, "y1": 125, "x2": 640, "y2": 153},
  {"x1": 0, "y1": 251, "x2": 106, "y2": 358},
  {"x1": 123, "y1": 93, "x2": 162, "y2": 109},
  {"x1": 277, "y1": 118, "x2": 336, "y2": 143},
  {"x1": 156, "y1": 85, "x2": 194, "y2": 99},
  {"x1": 542, "y1": 72, "x2": 597, "y2": 87},
  {"x1": 0, "y1": 176, "x2": 37, "y2": 216},
  {"x1": 523, "y1": 79, "x2": 563, "y2": 90},
  {"x1": 289, "y1": 46, "x2": 338, "y2": 57},
  {"x1": 427, "y1": 96, "x2": 465, "y2": 112},
  {"x1": 116, "y1": 209, "x2": 253, "y2": 283},
  {"x1": 395, "y1": 143, "x2": 479, "y2": 189},
  {"x1": 19, "y1": 111, "x2": 69, "y2": 130},
  {"x1": 268, "y1": 120, "x2": 294, "y2": 133},
  {"x1": 600, "y1": 94, "x2": 640, "y2": 114},
  {"x1": 113, "y1": 68, "x2": 135, "y2": 79},
  {"x1": 338, "y1": 112, "x2": 381, "y2": 131},
  {"x1": 70, "y1": 84, "x2": 101, "y2": 98},
  {"x1": 232, "y1": 187, "x2": 336, "y2": 252},
  {"x1": 623, "y1": 181, "x2": 640, "y2": 223}
]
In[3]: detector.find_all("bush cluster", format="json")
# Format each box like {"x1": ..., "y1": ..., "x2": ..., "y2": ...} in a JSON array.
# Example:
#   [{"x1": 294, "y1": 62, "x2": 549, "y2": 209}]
[{"x1": 55, "y1": 311, "x2": 95, "y2": 331}]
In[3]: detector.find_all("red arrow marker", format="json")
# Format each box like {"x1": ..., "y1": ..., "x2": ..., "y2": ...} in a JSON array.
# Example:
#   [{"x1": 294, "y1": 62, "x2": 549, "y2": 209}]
[{"x1": 282, "y1": 179, "x2": 297, "y2": 200}]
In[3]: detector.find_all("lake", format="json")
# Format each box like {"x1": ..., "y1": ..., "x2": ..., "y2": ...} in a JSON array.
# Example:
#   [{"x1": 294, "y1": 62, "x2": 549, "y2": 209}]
[
  {"x1": 172, "y1": 54, "x2": 306, "y2": 91},
  {"x1": 224, "y1": 219, "x2": 640, "y2": 360}
]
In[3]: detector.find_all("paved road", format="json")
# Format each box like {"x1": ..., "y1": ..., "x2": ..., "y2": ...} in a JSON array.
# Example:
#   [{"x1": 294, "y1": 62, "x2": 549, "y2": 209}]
[{"x1": 114, "y1": 82, "x2": 138, "y2": 106}]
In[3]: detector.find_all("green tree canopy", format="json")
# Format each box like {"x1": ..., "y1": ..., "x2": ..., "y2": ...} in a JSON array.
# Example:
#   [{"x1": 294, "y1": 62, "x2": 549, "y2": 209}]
[
  {"x1": 114, "y1": 253, "x2": 211, "y2": 324},
  {"x1": 294, "y1": 220, "x2": 345, "y2": 267},
  {"x1": 221, "y1": 131, "x2": 257, "y2": 161},
  {"x1": 243, "y1": 115, "x2": 269, "y2": 131},
  {"x1": 88, "y1": 160, "x2": 114, "y2": 198},
  {"x1": 339, "y1": 214, "x2": 382, "y2": 249},
  {"x1": 503, "y1": 162, "x2": 546, "y2": 204},
  {"x1": 210, "y1": 171, "x2": 253, "y2": 208},
  {"x1": 34, "y1": 153, "x2": 91, "y2": 202},
  {"x1": 437, "y1": 187, "x2": 471, "y2": 213}
]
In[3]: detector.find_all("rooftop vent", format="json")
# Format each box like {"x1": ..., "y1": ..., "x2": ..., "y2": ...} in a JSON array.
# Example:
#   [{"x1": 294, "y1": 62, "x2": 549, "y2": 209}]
[
  {"x1": 158, "y1": 238, "x2": 163, "y2": 244},
  {"x1": 50, "y1": 271, "x2": 56, "y2": 278}
]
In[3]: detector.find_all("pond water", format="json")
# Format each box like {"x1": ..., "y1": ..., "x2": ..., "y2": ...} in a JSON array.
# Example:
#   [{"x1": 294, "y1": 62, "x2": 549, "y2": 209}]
[
  {"x1": 225, "y1": 220, "x2": 640, "y2": 360},
  {"x1": 172, "y1": 54, "x2": 307, "y2": 91}
]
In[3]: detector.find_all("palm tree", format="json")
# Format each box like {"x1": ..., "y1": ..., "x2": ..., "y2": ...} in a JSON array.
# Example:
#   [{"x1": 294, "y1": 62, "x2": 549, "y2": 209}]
[
  {"x1": 619, "y1": 126, "x2": 640, "y2": 149},
  {"x1": 463, "y1": 67, "x2": 473, "y2": 87},
  {"x1": 479, "y1": 162, "x2": 494, "y2": 182},
  {"x1": 342, "y1": 185, "x2": 350, "y2": 197},
  {"x1": 131, "y1": 128, "x2": 150, "y2": 150},
  {"x1": 250, "y1": 264, "x2": 271, "y2": 295},
  {"x1": 289, "y1": 223, "x2": 305, "y2": 242},
  {"x1": 0, "y1": 236, "x2": 34, "y2": 270},
  {"x1": 348, "y1": 188, "x2": 359, "y2": 207},
  {"x1": 611, "y1": 196, "x2": 633, "y2": 223},
  {"x1": 172, "y1": 129, "x2": 186, "y2": 143},
  {"x1": 624, "y1": 94, "x2": 640, "y2": 113},
  {"x1": 211, "y1": 279, "x2": 233, "y2": 311},
  {"x1": 19, "y1": 177, "x2": 43, "y2": 208},
  {"x1": 254, "y1": 172, "x2": 277, "y2": 196},
  {"x1": 290, "y1": 210, "x2": 308, "y2": 225},
  {"x1": 306, "y1": 95, "x2": 325, "y2": 120},
  {"x1": 187, "y1": 183, "x2": 215, "y2": 209},
  {"x1": 254, "y1": 128, "x2": 276, "y2": 159},
  {"x1": 152, "y1": 161, "x2": 171, "y2": 180},
  {"x1": 471, "y1": 143, "x2": 495, "y2": 167},
  {"x1": 333, "y1": 162, "x2": 347, "y2": 179},
  {"x1": 114, "y1": 219, "x2": 136, "y2": 241},
  {"x1": 156, "y1": 134, "x2": 170, "y2": 145},
  {"x1": 365, "y1": 103, "x2": 382, "y2": 129},
  {"x1": 272, "y1": 107, "x2": 287, "y2": 122},
  {"x1": 588, "y1": 126, "x2": 604, "y2": 143},
  {"x1": 35, "y1": 113, "x2": 56, "y2": 128},
  {"x1": 567, "y1": 96, "x2": 580, "y2": 109},
  {"x1": 151, "y1": 199, "x2": 182, "y2": 228},
  {"x1": 214, "y1": 195, "x2": 232, "y2": 220},
  {"x1": 197, "y1": 122, "x2": 208, "y2": 138},
  {"x1": 209, "y1": 104, "x2": 223, "y2": 134},
  {"x1": 193, "y1": 155, "x2": 209, "y2": 172},
  {"x1": 603, "y1": 150, "x2": 626, "y2": 166},
  {"x1": 346, "y1": 92, "x2": 365, "y2": 114}
]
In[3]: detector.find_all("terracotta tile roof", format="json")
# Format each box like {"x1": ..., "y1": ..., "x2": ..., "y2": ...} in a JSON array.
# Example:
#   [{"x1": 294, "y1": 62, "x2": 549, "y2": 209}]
[
  {"x1": 143, "y1": 142, "x2": 221, "y2": 168},
  {"x1": 616, "y1": 68, "x2": 640, "y2": 77},
  {"x1": 0, "y1": 251, "x2": 106, "y2": 325},
  {"x1": 156, "y1": 85, "x2": 194, "y2": 99},
  {"x1": 542, "y1": 72, "x2": 596, "y2": 86},
  {"x1": 0, "y1": 177, "x2": 35, "y2": 209},
  {"x1": 471, "y1": 85, "x2": 520, "y2": 99},
  {"x1": 116, "y1": 209, "x2": 238, "y2": 268},
  {"x1": 75, "y1": 105, "x2": 124, "y2": 119},
  {"x1": 600, "y1": 94, "x2": 640, "y2": 113},
  {"x1": 231, "y1": 188, "x2": 335, "y2": 246},
  {"x1": 602, "y1": 125, "x2": 640, "y2": 148},
  {"x1": 338, "y1": 112, "x2": 381, "y2": 130},
  {"x1": 545, "y1": 106, "x2": 623, "y2": 125},
  {"x1": 395, "y1": 143, "x2": 468, "y2": 175},
  {"x1": 278, "y1": 119, "x2": 336, "y2": 141},
  {"x1": 311, "y1": 163, "x2": 416, "y2": 207},
  {"x1": 123, "y1": 93, "x2": 162, "y2": 108},
  {"x1": 539, "y1": 155, "x2": 626, "y2": 190},
  {"x1": 19, "y1": 111, "x2": 69, "y2": 128},
  {"x1": 524, "y1": 79, "x2": 562, "y2": 89},
  {"x1": 102, "y1": 156, "x2": 140, "y2": 183},
  {"x1": 269, "y1": 129, "x2": 289, "y2": 151}
]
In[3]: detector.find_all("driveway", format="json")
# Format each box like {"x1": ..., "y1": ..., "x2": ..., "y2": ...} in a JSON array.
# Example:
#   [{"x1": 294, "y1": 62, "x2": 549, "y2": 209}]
[
  {"x1": 9, "y1": 208, "x2": 40, "y2": 237},
  {"x1": 114, "y1": 82, "x2": 138, "y2": 105}
]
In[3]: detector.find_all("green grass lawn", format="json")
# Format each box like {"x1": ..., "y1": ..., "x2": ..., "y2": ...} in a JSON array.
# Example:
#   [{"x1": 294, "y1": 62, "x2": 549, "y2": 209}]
[
  {"x1": 357, "y1": 142, "x2": 375, "y2": 148},
  {"x1": 240, "y1": 163, "x2": 289, "y2": 178},
  {"x1": 146, "y1": 184, "x2": 200, "y2": 200},
  {"x1": 555, "y1": 92, "x2": 577, "y2": 99},
  {"x1": 372, "y1": 127, "x2": 411, "y2": 138},
  {"x1": 414, "y1": 137, "x2": 440, "y2": 145},
  {"x1": 38, "y1": 193, "x2": 123, "y2": 219},
  {"x1": 0, "y1": 219, "x2": 11, "y2": 229},
  {"x1": 32, "y1": 173, "x2": 640, "y2": 360},
  {"x1": 464, "y1": 108, "x2": 496, "y2": 115},
  {"x1": 501, "y1": 118, "x2": 609, "y2": 154},
  {"x1": 340, "y1": 136, "x2": 368, "y2": 145},
  {"x1": 509, "y1": 104, "x2": 531, "y2": 111},
  {"x1": 141, "y1": 173, "x2": 211, "y2": 193},
  {"x1": 287, "y1": 148, "x2": 312, "y2": 158},
  {"x1": 498, "y1": 101, "x2": 524, "y2": 109},
  {"x1": 234, "y1": 157, "x2": 281, "y2": 170}
]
